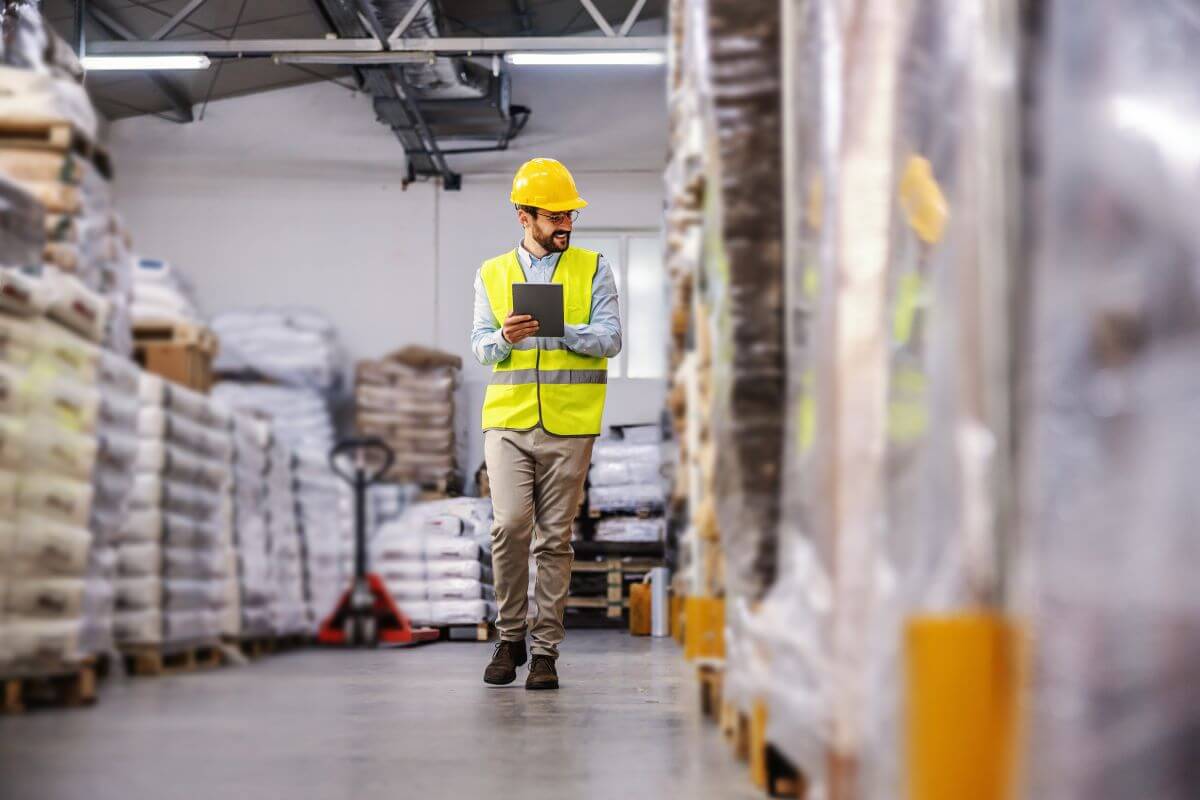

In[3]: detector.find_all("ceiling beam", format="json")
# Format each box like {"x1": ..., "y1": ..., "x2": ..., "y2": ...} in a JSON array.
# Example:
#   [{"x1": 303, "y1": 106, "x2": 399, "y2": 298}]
[
  {"x1": 88, "y1": 36, "x2": 668, "y2": 56},
  {"x1": 388, "y1": 0, "x2": 430, "y2": 40},
  {"x1": 150, "y1": 0, "x2": 210, "y2": 40},
  {"x1": 85, "y1": 4, "x2": 195, "y2": 123},
  {"x1": 577, "y1": 0, "x2": 615, "y2": 37},
  {"x1": 618, "y1": 0, "x2": 649, "y2": 37}
]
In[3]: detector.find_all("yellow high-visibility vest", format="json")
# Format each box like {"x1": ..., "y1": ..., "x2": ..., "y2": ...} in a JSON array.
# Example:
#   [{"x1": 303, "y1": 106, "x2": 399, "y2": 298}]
[{"x1": 480, "y1": 247, "x2": 608, "y2": 436}]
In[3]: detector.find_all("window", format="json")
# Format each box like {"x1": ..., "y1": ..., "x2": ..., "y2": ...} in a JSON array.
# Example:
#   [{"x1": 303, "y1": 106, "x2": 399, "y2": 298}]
[{"x1": 572, "y1": 231, "x2": 666, "y2": 379}]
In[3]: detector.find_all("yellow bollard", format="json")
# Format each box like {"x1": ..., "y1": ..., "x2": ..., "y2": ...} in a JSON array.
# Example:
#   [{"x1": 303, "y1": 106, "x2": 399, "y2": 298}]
[{"x1": 905, "y1": 612, "x2": 1022, "y2": 800}]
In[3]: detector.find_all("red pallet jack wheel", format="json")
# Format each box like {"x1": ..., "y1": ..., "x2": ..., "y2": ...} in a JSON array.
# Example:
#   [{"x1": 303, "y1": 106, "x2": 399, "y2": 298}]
[{"x1": 318, "y1": 437, "x2": 440, "y2": 647}]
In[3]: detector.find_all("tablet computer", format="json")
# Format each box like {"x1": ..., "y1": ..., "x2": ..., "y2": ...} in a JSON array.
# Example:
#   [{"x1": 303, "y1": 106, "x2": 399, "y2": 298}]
[{"x1": 512, "y1": 282, "x2": 565, "y2": 338}]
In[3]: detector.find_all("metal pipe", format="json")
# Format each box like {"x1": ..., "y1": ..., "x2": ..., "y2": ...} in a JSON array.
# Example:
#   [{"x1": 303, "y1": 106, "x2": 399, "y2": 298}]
[{"x1": 88, "y1": 36, "x2": 668, "y2": 56}]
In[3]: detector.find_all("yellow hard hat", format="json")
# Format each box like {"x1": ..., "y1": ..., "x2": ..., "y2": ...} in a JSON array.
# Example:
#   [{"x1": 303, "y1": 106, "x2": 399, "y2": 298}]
[{"x1": 510, "y1": 158, "x2": 588, "y2": 212}]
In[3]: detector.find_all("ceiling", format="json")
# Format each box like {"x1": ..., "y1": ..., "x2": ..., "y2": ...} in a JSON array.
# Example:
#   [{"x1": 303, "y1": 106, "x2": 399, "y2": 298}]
[{"x1": 41, "y1": 1, "x2": 668, "y2": 122}]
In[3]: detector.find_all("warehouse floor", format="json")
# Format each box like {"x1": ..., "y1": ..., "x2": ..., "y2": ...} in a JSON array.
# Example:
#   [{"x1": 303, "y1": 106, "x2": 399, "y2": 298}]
[{"x1": 0, "y1": 630, "x2": 755, "y2": 799}]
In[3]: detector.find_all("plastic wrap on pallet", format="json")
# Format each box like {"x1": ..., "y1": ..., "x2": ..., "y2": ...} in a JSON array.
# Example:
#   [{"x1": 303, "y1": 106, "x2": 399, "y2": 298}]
[
  {"x1": 593, "y1": 517, "x2": 666, "y2": 544},
  {"x1": 702, "y1": 0, "x2": 786, "y2": 609},
  {"x1": 1025, "y1": 3, "x2": 1200, "y2": 798},
  {"x1": 587, "y1": 484, "x2": 666, "y2": 515}
]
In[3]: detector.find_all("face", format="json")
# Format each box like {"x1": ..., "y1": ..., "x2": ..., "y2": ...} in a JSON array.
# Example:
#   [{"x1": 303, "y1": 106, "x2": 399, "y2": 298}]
[{"x1": 522, "y1": 208, "x2": 574, "y2": 252}]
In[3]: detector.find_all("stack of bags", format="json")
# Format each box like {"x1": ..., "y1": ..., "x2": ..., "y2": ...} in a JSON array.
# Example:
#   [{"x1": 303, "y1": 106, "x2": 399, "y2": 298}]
[
  {"x1": 130, "y1": 259, "x2": 203, "y2": 327},
  {"x1": 587, "y1": 426, "x2": 667, "y2": 523},
  {"x1": 230, "y1": 412, "x2": 275, "y2": 638},
  {"x1": 129, "y1": 378, "x2": 233, "y2": 647},
  {"x1": 0, "y1": 8, "x2": 134, "y2": 356},
  {"x1": 292, "y1": 447, "x2": 345, "y2": 627},
  {"x1": 372, "y1": 499, "x2": 496, "y2": 627},
  {"x1": 265, "y1": 438, "x2": 308, "y2": 635},
  {"x1": 83, "y1": 350, "x2": 140, "y2": 655},
  {"x1": 211, "y1": 308, "x2": 341, "y2": 392},
  {"x1": 354, "y1": 346, "x2": 463, "y2": 489},
  {"x1": 0, "y1": 311, "x2": 104, "y2": 671}
]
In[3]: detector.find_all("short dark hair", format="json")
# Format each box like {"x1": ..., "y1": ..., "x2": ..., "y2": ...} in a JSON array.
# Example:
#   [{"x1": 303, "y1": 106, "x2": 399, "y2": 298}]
[{"x1": 516, "y1": 204, "x2": 540, "y2": 216}]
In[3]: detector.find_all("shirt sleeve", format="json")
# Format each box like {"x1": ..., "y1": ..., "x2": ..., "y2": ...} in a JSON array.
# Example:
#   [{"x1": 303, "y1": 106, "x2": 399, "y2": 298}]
[
  {"x1": 471, "y1": 270, "x2": 513, "y2": 366},
  {"x1": 563, "y1": 254, "x2": 623, "y2": 359}
]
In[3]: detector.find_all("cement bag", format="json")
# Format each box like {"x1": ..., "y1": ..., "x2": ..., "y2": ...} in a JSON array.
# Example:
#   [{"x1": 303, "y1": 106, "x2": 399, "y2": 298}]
[
  {"x1": 115, "y1": 577, "x2": 160, "y2": 611},
  {"x1": 129, "y1": 472, "x2": 161, "y2": 509},
  {"x1": 28, "y1": 374, "x2": 100, "y2": 434},
  {"x1": 0, "y1": 414, "x2": 23, "y2": 469},
  {"x1": 388, "y1": 580, "x2": 428, "y2": 601},
  {"x1": 166, "y1": 383, "x2": 219, "y2": 426},
  {"x1": 0, "y1": 362, "x2": 30, "y2": 415},
  {"x1": 379, "y1": 561, "x2": 426, "y2": 582},
  {"x1": 373, "y1": 536, "x2": 424, "y2": 562},
  {"x1": 0, "y1": 66, "x2": 98, "y2": 139},
  {"x1": 118, "y1": 508, "x2": 162, "y2": 544},
  {"x1": 163, "y1": 579, "x2": 209, "y2": 612},
  {"x1": 589, "y1": 460, "x2": 663, "y2": 487},
  {"x1": 139, "y1": 373, "x2": 166, "y2": 407},
  {"x1": 0, "y1": 468, "x2": 17, "y2": 516},
  {"x1": 397, "y1": 600, "x2": 433, "y2": 626},
  {"x1": 422, "y1": 514, "x2": 464, "y2": 537},
  {"x1": 7, "y1": 619, "x2": 85, "y2": 666},
  {"x1": 17, "y1": 473, "x2": 93, "y2": 527},
  {"x1": 423, "y1": 536, "x2": 483, "y2": 561},
  {"x1": 113, "y1": 609, "x2": 162, "y2": 645},
  {"x1": 162, "y1": 480, "x2": 220, "y2": 520},
  {"x1": 6, "y1": 577, "x2": 87, "y2": 618},
  {"x1": 25, "y1": 419, "x2": 96, "y2": 479},
  {"x1": 594, "y1": 517, "x2": 666, "y2": 543},
  {"x1": 425, "y1": 560, "x2": 484, "y2": 581},
  {"x1": 163, "y1": 610, "x2": 209, "y2": 643},
  {"x1": 0, "y1": 315, "x2": 38, "y2": 366},
  {"x1": 98, "y1": 350, "x2": 139, "y2": 395},
  {"x1": 135, "y1": 437, "x2": 166, "y2": 472},
  {"x1": 13, "y1": 516, "x2": 91, "y2": 576},
  {"x1": 588, "y1": 484, "x2": 666, "y2": 514},
  {"x1": 98, "y1": 430, "x2": 138, "y2": 469},
  {"x1": 430, "y1": 599, "x2": 494, "y2": 625},
  {"x1": 117, "y1": 542, "x2": 160, "y2": 577},
  {"x1": 45, "y1": 272, "x2": 110, "y2": 343},
  {"x1": 99, "y1": 390, "x2": 138, "y2": 431},
  {"x1": 33, "y1": 317, "x2": 100, "y2": 380},
  {"x1": 592, "y1": 442, "x2": 660, "y2": 463},
  {"x1": 427, "y1": 578, "x2": 493, "y2": 601}
]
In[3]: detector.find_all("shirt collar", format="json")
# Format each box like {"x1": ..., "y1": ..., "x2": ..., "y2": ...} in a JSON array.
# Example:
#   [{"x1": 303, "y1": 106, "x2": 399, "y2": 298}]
[{"x1": 517, "y1": 242, "x2": 563, "y2": 270}]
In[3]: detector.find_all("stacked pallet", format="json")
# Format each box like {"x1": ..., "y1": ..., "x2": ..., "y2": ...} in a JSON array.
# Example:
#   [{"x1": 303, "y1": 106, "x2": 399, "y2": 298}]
[
  {"x1": 292, "y1": 447, "x2": 345, "y2": 627},
  {"x1": 587, "y1": 426, "x2": 667, "y2": 527},
  {"x1": 372, "y1": 498, "x2": 496, "y2": 628},
  {"x1": 131, "y1": 260, "x2": 215, "y2": 393},
  {"x1": 354, "y1": 346, "x2": 462, "y2": 492},
  {"x1": 0, "y1": 314, "x2": 102, "y2": 675}
]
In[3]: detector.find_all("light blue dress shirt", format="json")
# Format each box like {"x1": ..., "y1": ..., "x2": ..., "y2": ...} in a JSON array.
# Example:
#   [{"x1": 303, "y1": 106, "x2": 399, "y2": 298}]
[{"x1": 471, "y1": 243, "x2": 623, "y2": 365}]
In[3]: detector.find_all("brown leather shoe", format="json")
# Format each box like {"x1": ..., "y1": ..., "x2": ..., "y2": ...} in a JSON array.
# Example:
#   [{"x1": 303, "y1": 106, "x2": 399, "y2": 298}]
[
  {"x1": 483, "y1": 639, "x2": 527, "y2": 685},
  {"x1": 525, "y1": 654, "x2": 559, "y2": 690}
]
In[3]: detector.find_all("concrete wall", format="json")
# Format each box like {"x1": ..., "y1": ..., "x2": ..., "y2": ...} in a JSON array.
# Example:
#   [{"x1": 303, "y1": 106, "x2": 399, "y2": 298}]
[{"x1": 107, "y1": 74, "x2": 667, "y2": 479}]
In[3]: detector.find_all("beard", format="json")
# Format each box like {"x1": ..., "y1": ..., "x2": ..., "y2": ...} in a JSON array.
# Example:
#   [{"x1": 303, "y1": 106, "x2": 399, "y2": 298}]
[{"x1": 532, "y1": 225, "x2": 571, "y2": 253}]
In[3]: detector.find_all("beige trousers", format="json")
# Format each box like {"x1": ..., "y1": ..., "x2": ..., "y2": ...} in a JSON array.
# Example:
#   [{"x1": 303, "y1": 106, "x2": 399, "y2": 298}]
[{"x1": 485, "y1": 427, "x2": 594, "y2": 658}]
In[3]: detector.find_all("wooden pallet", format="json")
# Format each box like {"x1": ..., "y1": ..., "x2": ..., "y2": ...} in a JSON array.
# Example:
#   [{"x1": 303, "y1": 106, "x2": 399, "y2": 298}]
[
  {"x1": 134, "y1": 321, "x2": 218, "y2": 393},
  {"x1": 588, "y1": 506, "x2": 662, "y2": 520},
  {"x1": 1, "y1": 662, "x2": 97, "y2": 713},
  {"x1": 570, "y1": 557, "x2": 663, "y2": 619},
  {"x1": 697, "y1": 664, "x2": 723, "y2": 720},
  {"x1": 0, "y1": 119, "x2": 112, "y2": 179},
  {"x1": 721, "y1": 701, "x2": 752, "y2": 762},
  {"x1": 233, "y1": 633, "x2": 311, "y2": 660},
  {"x1": 133, "y1": 319, "x2": 218, "y2": 354},
  {"x1": 438, "y1": 621, "x2": 494, "y2": 642},
  {"x1": 122, "y1": 642, "x2": 224, "y2": 677}
]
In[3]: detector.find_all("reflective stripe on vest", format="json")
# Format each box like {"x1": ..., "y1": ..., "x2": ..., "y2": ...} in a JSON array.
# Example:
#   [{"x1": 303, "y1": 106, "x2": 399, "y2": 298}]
[{"x1": 479, "y1": 247, "x2": 608, "y2": 436}]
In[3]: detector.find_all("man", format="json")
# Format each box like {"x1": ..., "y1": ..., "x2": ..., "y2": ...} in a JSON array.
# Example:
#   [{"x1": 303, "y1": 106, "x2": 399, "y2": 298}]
[{"x1": 471, "y1": 158, "x2": 622, "y2": 690}]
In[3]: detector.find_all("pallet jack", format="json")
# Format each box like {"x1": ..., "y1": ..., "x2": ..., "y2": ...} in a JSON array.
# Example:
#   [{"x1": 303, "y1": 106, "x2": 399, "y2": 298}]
[{"x1": 317, "y1": 437, "x2": 440, "y2": 647}]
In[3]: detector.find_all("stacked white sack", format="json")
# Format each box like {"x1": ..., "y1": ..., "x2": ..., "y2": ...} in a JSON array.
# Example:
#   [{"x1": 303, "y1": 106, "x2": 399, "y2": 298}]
[{"x1": 231, "y1": 412, "x2": 274, "y2": 638}]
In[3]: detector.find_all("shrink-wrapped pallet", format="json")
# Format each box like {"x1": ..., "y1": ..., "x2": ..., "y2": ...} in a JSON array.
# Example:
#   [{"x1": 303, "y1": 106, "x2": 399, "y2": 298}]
[{"x1": 1025, "y1": 3, "x2": 1200, "y2": 798}]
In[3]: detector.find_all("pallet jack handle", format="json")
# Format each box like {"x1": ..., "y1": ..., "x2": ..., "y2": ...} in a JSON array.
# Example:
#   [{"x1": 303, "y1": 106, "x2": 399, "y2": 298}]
[{"x1": 329, "y1": 437, "x2": 394, "y2": 582}]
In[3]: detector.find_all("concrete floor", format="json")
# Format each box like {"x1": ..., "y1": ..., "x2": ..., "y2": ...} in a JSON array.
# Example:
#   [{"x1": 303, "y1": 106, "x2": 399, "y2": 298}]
[{"x1": 0, "y1": 630, "x2": 757, "y2": 800}]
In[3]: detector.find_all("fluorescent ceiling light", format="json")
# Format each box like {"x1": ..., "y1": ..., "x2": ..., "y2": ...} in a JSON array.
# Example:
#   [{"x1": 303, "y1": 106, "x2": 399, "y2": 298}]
[
  {"x1": 505, "y1": 51, "x2": 665, "y2": 66},
  {"x1": 81, "y1": 54, "x2": 211, "y2": 71}
]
